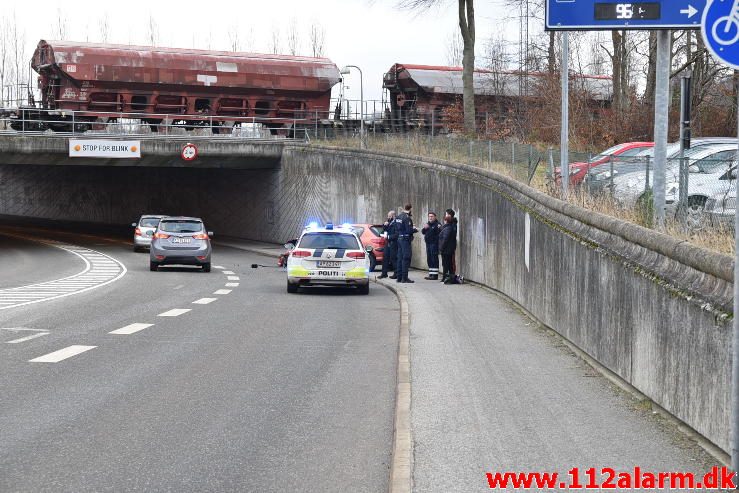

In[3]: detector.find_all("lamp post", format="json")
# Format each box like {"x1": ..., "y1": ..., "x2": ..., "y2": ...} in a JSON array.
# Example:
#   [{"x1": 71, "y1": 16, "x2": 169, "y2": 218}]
[{"x1": 341, "y1": 65, "x2": 364, "y2": 148}]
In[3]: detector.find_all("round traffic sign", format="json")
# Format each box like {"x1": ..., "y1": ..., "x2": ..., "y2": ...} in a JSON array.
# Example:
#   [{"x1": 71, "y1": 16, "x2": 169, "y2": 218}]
[
  {"x1": 702, "y1": 0, "x2": 739, "y2": 70},
  {"x1": 181, "y1": 143, "x2": 198, "y2": 161}
]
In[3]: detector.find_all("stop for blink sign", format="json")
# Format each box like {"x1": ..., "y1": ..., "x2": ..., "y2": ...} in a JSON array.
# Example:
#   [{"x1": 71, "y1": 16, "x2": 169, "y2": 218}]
[
  {"x1": 546, "y1": 0, "x2": 708, "y2": 30},
  {"x1": 69, "y1": 139, "x2": 141, "y2": 158}
]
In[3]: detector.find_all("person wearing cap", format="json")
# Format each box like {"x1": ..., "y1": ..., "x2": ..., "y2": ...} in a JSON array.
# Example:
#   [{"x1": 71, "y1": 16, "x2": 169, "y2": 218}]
[
  {"x1": 421, "y1": 212, "x2": 441, "y2": 280},
  {"x1": 379, "y1": 210, "x2": 398, "y2": 279},
  {"x1": 395, "y1": 203, "x2": 418, "y2": 283},
  {"x1": 439, "y1": 208, "x2": 458, "y2": 284}
]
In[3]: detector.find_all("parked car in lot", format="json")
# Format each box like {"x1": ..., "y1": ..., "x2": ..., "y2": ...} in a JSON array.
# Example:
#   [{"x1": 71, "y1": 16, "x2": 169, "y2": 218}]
[
  {"x1": 557, "y1": 142, "x2": 653, "y2": 186},
  {"x1": 587, "y1": 138, "x2": 739, "y2": 195},
  {"x1": 611, "y1": 143, "x2": 738, "y2": 212},
  {"x1": 132, "y1": 214, "x2": 167, "y2": 252},
  {"x1": 149, "y1": 216, "x2": 213, "y2": 272},
  {"x1": 705, "y1": 180, "x2": 737, "y2": 229},
  {"x1": 350, "y1": 223, "x2": 387, "y2": 272},
  {"x1": 286, "y1": 223, "x2": 370, "y2": 294}
]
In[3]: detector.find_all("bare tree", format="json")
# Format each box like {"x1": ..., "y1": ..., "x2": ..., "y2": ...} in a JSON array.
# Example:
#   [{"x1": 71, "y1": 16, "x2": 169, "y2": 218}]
[
  {"x1": 147, "y1": 15, "x2": 158, "y2": 46},
  {"x1": 54, "y1": 8, "x2": 68, "y2": 40},
  {"x1": 0, "y1": 18, "x2": 8, "y2": 106},
  {"x1": 309, "y1": 22, "x2": 326, "y2": 57},
  {"x1": 286, "y1": 19, "x2": 300, "y2": 55},
  {"x1": 446, "y1": 29, "x2": 463, "y2": 66},
  {"x1": 227, "y1": 24, "x2": 241, "y2": 52},
  {"x1": 400, "y1": 0, "x2": 476, "y2": 133},
  {"x1": 99, "y1": 13, "x2": 110, "y2": 43},
  {"x1": 11, "y1": 13, "x2": 26, "y2": 107},
  {"x1": 270, "y1": 24, "x2": 281, "y2": 54}
]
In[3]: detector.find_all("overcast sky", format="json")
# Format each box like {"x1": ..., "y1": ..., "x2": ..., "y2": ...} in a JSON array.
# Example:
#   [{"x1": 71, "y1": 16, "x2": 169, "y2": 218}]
[{"x1": 2, "y1": 0, "x2": 529, "y2": 102}]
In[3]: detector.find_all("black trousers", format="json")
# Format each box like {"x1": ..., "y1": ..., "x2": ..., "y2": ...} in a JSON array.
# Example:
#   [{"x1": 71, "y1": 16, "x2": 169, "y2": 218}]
[
  {"x1": 441, "y1": 253, "x2": 455, "y2": 279},
  {"x1": 381, "y1": 240, "x2": 397, "y2": 276}
]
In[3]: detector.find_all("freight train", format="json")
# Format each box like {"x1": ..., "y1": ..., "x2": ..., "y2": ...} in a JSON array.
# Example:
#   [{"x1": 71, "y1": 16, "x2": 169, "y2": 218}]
[{"x1": 8, "y1": 40, "x2": 613, "y2": 135}]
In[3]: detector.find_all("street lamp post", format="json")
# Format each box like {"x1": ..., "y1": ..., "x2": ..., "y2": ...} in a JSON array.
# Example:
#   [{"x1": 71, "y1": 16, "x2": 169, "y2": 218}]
[{"x1": 341, "y1": 65, "x2": 364, "y2": 149}]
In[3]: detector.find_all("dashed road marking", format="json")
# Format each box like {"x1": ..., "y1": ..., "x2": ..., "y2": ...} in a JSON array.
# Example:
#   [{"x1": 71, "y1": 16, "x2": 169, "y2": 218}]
[
  {"x1": 158, "y1": 309, "x2": 191, "y2": 317},
  {"x1": 109, "y1": 323, "x2": 154, "y2": 335},
  {"x1": 213, "y1": 265, "x2": 225, "y2": 270},
  {"x1": 0, "y1": 237, "x2": 126, "y2": 311},
  {"x1": 6, "y1": 332, "x2": 49, "y2": 344},
  {"x1": 225, "y1": 283, "x2": 240, "y2": 287},
  {"x1": 29, "y1": 345, "x2": 96, "y2": 363},
  {"x1": 222, "y1": 270, "x2": 235, "y2": 275},
  {"x1": 213, "y1": 289, "x2": 232, "y2": 295},
  {"x1": 227, "y1": 276, "x2": 240, "y2": 281},
  {"x1": 192, "y1": 298, "x2": 217, "y2": 305}
]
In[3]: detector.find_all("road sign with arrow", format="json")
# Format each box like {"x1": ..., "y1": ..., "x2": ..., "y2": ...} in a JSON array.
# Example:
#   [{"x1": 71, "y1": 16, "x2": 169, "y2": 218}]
[{"x1": 546, "y1": 0, "x2": 707, "y2": 30}]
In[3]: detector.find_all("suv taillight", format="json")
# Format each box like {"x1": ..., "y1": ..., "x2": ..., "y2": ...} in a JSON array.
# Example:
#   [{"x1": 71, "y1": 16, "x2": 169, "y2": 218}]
[
  {"x1": 192, "y1": 233, "x2": 209, "y2": 240},
  {"x1": 153, "y1": 232, "x2": 170, "y2": 239},
  {"x1": 347, "y1": 251, "x2": 365, "y2": 259},
  {"x1": 291, "y1": 250, "x2": 311, "y2": 257},
  {"x1": 134, "y1": 228, "x2": 142, "y2": 236}
]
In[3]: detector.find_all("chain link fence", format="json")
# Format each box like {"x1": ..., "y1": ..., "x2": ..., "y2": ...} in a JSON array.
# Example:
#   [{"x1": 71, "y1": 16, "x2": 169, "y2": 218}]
[{"x1": 313, "y1": 131, "x2": 738, "y2": 254}]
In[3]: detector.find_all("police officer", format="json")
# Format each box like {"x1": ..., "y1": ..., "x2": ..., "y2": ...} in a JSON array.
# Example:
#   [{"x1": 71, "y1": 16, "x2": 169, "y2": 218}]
[
  {"x1": 421, "y1": 212, "x2": 441, "y2": 280},
  {"x1": 379, "y1": 210, "x2": 397, "y2": 279},
  {"x1": 395, "y1": 203, "x2": 418, "y2": 283}
]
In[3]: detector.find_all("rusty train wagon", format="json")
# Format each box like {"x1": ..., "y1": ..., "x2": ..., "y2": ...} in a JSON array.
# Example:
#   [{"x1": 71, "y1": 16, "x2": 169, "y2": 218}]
[
  {"x1": 13, "y1": 40, "x2": 341, "y2": 133},
  {"x1": 382, "y1": 63, "x2": 613, "y2": 132}
]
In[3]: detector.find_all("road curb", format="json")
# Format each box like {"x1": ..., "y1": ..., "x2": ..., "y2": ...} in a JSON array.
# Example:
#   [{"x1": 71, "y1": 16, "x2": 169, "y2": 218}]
[{"x1": 375, "y1": 279, "x2": 413, "y2": 493}]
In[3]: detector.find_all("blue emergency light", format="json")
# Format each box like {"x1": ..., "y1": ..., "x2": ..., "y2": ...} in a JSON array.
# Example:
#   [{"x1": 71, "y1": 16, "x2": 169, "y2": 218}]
[{"x1": 325, "y1": 223, "x2": 334, "y2": 230}]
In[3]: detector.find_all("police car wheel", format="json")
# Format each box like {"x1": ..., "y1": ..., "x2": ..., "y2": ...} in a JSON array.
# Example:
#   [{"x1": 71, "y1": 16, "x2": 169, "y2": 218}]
[
  {"x1": 287, "y1": 281, "x2": 299, "y2": 294},
  {"x1": 369, "y1": 254, "x2": 377, "y2": 272},
  {"x1": 357, "y1": 283, "x2": 369, "y2": 295}
]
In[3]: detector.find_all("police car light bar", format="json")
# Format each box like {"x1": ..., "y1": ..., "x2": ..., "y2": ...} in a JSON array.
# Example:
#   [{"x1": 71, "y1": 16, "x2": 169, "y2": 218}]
[
  {"x1": 325, "y1": 223, "x2": 334, "y2": 230},
  {"x1": 306, "y1": 222, "x2": 319, "y2": 230}
]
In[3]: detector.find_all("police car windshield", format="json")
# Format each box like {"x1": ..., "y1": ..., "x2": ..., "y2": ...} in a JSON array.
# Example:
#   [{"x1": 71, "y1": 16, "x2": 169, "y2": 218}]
[{"x1": 299, "y1": 233, "x2": 360, "y2": 250}]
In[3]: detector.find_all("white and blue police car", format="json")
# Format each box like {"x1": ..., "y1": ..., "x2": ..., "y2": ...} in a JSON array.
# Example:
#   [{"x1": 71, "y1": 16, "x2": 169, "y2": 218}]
[{"x1": 286, "y1": 223, "x2": 371, "y2": 294}]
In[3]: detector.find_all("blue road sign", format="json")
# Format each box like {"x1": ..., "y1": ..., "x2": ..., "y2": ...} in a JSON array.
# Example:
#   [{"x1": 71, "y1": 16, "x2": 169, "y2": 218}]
[
  {"x1": 701, "y1": 0, "x2": 739, "y2": 69},
  {"x1": 546, "y1": 0, "x2": 708, "y2": 30}
]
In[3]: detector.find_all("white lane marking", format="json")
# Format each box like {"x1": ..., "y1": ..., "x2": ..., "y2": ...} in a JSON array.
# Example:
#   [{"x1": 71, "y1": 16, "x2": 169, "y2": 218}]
[
  {"x1": 0, "y1": 235, "x2": 127, "y2": 311},
  {"x1": 225, "y1": 283, "x2": 240, "y2": 287},
  {"x1": 227, "y1": 276, "x2": 240, "y2": 281},
  {"x1": 158, "y1": 309, "x2": 191, "y2": 317},
  {"x1": 6, "y1": 332, "x2": 49, "y2": 344},
  {"x1": 192, "y1": 298, "x2": 217, "y2": 305},
  {"x1": 213, "y1": 265, "x2": 225, "y2": 270},
  {"x1": 222, "y1": 270, "x2": 235, "y2": 275},
  {"x1": 109, "y1": 323, "x2": 154, "y2": 335},
  {"x1": 213, "y1": 289, "x2": 232, "y2": 295},
  {"x1": 29, "y1": 345, "x2": 96, "y2": 363}
]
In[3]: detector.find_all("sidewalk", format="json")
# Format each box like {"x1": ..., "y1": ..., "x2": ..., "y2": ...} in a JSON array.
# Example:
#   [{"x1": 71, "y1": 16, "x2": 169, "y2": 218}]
[{"x1": 379, "y1": 278, "x2": 719, "y2": 492}]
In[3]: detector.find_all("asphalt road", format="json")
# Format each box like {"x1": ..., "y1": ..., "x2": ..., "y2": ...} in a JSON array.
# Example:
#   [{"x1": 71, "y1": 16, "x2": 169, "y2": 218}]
[{"x1": 0, "y1": 226, "x2": 399, "y2": 493}]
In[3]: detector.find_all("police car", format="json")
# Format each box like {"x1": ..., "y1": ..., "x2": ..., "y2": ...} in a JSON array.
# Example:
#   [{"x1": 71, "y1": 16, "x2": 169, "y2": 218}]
[{"x1": 286, "y1": 223, "x2": 371, "y2": 294}]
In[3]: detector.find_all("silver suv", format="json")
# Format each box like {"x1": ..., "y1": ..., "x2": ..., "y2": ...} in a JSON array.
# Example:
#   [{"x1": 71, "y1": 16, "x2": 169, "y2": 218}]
[
  {"x1": 149, "y1": 217, "x2": 213, "y2": 272},
  {"x1": 132, "y1": 215, "x2": 167, "y2": 252}
]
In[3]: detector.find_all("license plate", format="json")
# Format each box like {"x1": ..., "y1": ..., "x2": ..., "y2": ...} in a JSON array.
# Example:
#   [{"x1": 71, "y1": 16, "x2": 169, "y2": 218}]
[
  {"x1": 317, "y1": 261, "x2": 341, "y2": 268},
  {"x1": 172, "y1": 237, "x2": 191, "y2": 244}
]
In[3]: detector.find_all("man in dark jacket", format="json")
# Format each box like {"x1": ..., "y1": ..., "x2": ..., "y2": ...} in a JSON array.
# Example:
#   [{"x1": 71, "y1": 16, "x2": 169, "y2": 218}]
[
  {"x1": 421, "y1": 212, "x2": 441, "y2": 280},
  {"x1": 395, "y1": 203, "x2": 418, "y2": 283},
  {"x1": 438, "y1": 208, "x2": 458, "y2": 284},
  {"x1": 379, "y1": 210, "x2": 397, "y2": 279}
]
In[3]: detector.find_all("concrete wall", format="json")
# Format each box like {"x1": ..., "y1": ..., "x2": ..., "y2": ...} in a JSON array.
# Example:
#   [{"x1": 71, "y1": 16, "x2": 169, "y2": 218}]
[
  {"x1": 0, "y1": 142, "x2": 733, "y2": 453},
  {"x1": 272, "y1": 146, "x2": 733, "y2": 454}
]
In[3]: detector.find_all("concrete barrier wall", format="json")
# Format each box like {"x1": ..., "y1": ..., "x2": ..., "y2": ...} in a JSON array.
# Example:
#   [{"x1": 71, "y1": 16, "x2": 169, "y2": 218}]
[
  {"x1": 273, "y1": 145, "x2": 733, "y2": 454},
  {"x1": 0, "y1": 143, "x2": 732, "y2": 453}
]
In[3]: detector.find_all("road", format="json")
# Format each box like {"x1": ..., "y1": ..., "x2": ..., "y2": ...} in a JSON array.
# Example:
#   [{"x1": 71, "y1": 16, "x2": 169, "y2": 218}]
[{"x1": 0, "y1": 227, "x2": 398, "y2": 493}]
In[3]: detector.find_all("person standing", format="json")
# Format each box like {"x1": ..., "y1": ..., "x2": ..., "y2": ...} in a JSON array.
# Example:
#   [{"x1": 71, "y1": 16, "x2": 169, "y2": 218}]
[
  {"x1": 379, "y1": 210, "x2": 397, "y2": 279},
  {"x1": 421, "y1": 212, "x2": 441, "y2": 280},
  {"x1": 395, "y1": 203, "x2": 418, "y2": 284},
  {"x1": 439, "y1": 208, "x2": 458, "y2": 284}
]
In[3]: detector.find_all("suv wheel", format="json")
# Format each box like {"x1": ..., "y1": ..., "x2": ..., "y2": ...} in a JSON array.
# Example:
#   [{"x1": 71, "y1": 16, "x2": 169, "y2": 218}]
[
  {"x1": 287, "y1": 281, "x2": 298, "y2": 294},
  {"x1": 149, "y1": 261, "x2": 158, "y2": 272},
  {"x1": 358, "y1": 283, "x2": 370, "y2": 295},
  {"x1": 202, "y1": 262, "x2": 211, "y2": 273},
  {"x1": 369, "y1": 254, "x2": 377, "y2": 272}
]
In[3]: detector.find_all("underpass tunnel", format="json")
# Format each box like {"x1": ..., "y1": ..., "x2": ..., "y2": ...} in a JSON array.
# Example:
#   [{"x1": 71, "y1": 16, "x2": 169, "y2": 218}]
[{"x1": 0, "y1": 163, "x2": 282, "y2": 242}]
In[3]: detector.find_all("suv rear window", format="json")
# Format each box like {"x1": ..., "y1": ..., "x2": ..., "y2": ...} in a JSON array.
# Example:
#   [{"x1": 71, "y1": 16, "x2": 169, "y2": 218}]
[
  {"x1": 140, "y1": 217, "x2": 161, "y2": 228},
  {"x1": 159, "y1": 220, "x2": 203, "y2": 233},
  {"x1": 299, "y1": 233, "x2": 360, "y2": 250}
]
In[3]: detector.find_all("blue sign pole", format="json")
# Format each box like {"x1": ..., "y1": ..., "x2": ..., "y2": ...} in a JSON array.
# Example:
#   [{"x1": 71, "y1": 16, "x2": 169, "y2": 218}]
[{"x1": 701, "y1": 0, "x2": 739, "y2": 480}]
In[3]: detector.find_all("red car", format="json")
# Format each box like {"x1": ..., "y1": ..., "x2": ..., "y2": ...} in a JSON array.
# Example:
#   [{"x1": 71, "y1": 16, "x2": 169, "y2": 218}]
[
  {"x1": 350, "y1": 224, "x2": 388, "y2": 272},
  {"x1": 557, "y1": 142, "x2": 654, "y2": 186}
]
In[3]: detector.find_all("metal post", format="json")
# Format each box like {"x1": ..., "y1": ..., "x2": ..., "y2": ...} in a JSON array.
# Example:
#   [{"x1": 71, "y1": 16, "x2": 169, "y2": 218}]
[
  {"x1": 488, "y1": 140, "x2": 492, "y2": 165},
  {"x1": 732, "y1": 87, "x2": 739, "y2": 482},
  {"x1": 548, "y1": 147, "x2": 554, "y2": 180},
  {"x1": 652, "y1": 30, "x2": 671, "y2": 227},
  {"x1": 469, "y1": 140, "x2": 473, "y2": 164},
  {"x1": 678, "y1": 74, "x2": 692, "y2": 218},
  {"x1": 561, "y1": 32, "x2": 570, "y2": 199},
  {"x1": 644, "y1": 156, "x2": 651, "y2": 194},
  {"x1": 431, "y1": 110, "x2": 435, "y2": 138},
  {"x1": 447, "y1": 135, "x2": 451, "y2": 160}
]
